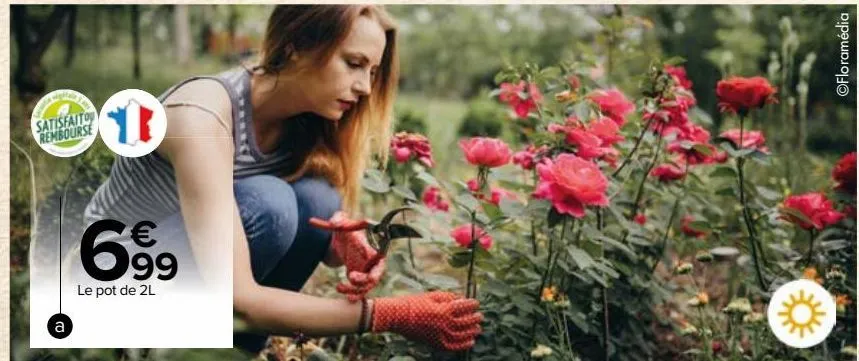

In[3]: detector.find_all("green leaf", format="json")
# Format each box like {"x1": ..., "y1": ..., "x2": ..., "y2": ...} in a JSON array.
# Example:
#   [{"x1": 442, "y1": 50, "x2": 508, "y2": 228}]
[
  {"x1": 391, "y1": 185, "x2": 417, "y2": 202},
  {"x1": 688, "y1": 220, "x2": 709, "y2": 233},
  {"x1": 567, "y1": 245, "x2": 595, "y2": 269},
  {"x1": 422, "y1": 274, "x2": 461, "y2": 289},
  {"x1": 779, "y1": 207, "x2": 814, "y2": 228},
  {"x1": 709, "y1": 166, "x2": 737, "y2": 178},
  {"x1": 499, "y1": 198, "x2": 525, "y2": 218},
  {"x1": 361, "y1": 169, "x2": 390, "y2": 193},
  {"x1": 595, "y1": 235, "x2": 636, "y2": 259},
  {"x1": 715, "y1": 186, "x2": 736, "y2": 197},
  {"x1": 755, "y1": 185, "x2": 781, "y2": 201},
  {"x1": 455, "y1": 193, "x2": 481, "y2": 212},
  {"x1": 525, "y1": 199, "x2": 552, "y2": 218},
  {"x1": 415, "y1": 170, "x2": 439, "y2": 187},
  {"x1": 691, "y1": 143, "x2": 713, "y2": 156},
  {"x1": 482, "y1": 201, "x2": 504, "y2": 220},
  {"x1": 573, "y1": 101, "x2": 590, "y2": 121},
  {"x1": 448, "y1": 250, "x2": 472, "y2": 268}
]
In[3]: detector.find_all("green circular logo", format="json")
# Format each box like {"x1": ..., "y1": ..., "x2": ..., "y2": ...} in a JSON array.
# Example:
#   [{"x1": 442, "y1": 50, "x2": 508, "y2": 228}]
[{"x1": 31, "y1": 89, "x2": 99, "y2": 157}]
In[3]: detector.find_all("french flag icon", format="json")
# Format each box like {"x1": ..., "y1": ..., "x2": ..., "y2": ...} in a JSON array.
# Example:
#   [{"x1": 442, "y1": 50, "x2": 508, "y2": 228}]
[{"x1": 107, "y1": 99, "x2": 153, "y2": 145}]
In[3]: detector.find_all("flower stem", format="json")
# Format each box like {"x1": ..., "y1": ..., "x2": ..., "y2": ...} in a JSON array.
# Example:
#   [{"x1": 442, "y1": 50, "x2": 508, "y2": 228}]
[
  {"x1": 736, "y1": 114, "x2": 768, "y2": 290},
  {"x1": 651, "y1": 162, "x2": 690, "y2": 273},
  {"x1": 598, "y1": 209, "x2": 610, "y2": 361},
  {"x1": 401, "y1": 171, "x2": 416, "y2": 268},
  {"x1": 803, "y1": 229, "x2": 817, "y2": 268},
  {"x1": 466, "y1": 209, "x2": 478, "y2": 299},
  {"x1": 612, "y1": 118, "x2": 654, "y2": 178},
  {"x1": 629, "y1": 124, "x2": 665, "y2": 219}
]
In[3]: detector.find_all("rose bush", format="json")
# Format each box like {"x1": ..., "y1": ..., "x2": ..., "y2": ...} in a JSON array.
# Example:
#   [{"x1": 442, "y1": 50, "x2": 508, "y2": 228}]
[{"x1": 357, "y1": 42, "x2": 854, "y2": 361}]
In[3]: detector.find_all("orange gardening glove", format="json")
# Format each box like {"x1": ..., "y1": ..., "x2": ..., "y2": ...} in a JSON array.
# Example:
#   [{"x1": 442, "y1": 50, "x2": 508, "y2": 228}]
[
  {"x1": 309, "y1": 211, "x2": 386, "y2": 302},
  {"x1": 371, "y1": 291, "x2": 483, "y2": 352}
]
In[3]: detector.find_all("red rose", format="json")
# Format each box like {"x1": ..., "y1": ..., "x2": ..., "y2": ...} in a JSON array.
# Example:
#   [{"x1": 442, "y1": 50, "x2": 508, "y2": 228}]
[
  {"x1": 716, "y1": 76, "x2": 778, "y2": 114},
  {"x1": 451, "y1": 224, "x2": 492, "y2": 250},
  {"x1": 588, "y1": 88, "x2": 635, "y2": 126},
  {"x1": 421, "y1": 186, "x2": 449, "y2": 212},
  {"x1": 781, "y1": 192, "x2": 845, "y2": 230},
  {"x1": 499, "y1": 81, "x2": 542, "y2": 119},
  {"x1": 681, "y1": 215, "x2": 707, "y2": 238},
  {"x1": 719, "y1": 129, "x2": 769, "y2": 154},
  {"x1": 833, "y1": 152, "x2": 856, "y2": 195},
  {"x1": 550, "y1": 117, "x2": 622, "y2": 166},
  {"x1": 459, "y1": 137, "x2": 512, "y2": 168},
  {"x1": 589, "y1": 117, "x2": 625, "y2": 146},
  {"x1": 391, "y1": 132, "x2": 435, "y2": 167},
  {"x1": 650, "y1": 161, "x2": 687, "y2": 182},
  {"x1": 666, "y1": 124, "x2": 725, "y2": 165},
  {"x1": 645, "y1": 93, "x2": 696, "y2": 136},
  {"x1": 634, "y1": 213, "x2": 647, "y2": 225},
  {"x1": 533, "y1": 154, "x2": 609, "y2": 218}
]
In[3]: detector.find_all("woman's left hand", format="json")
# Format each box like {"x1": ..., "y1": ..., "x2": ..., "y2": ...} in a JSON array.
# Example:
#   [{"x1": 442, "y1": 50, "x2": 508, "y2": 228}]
[{"x1": 310, "y1": 211, "x2": 386, "y2": 302}]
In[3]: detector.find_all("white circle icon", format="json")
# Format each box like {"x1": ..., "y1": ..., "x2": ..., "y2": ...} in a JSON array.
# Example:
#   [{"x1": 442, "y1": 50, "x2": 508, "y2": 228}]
[
  {"x1": 767, "y1": 279, "x2": 836, "y2": 348},
  {"x1": 98, "y1": 89, "x2": 167, "y2": 158},
  {"x1": 30, "y1": 89, "x2": 99, "y2": 157}
]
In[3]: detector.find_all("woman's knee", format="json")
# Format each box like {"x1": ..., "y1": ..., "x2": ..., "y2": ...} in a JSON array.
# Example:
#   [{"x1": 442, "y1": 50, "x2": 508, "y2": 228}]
[
  {"x1": 233, "y1": 175, "x2": 299, "y2": 279},
  {"x1": 290, "y1": 176, "x2": 343, "y2": 223}
]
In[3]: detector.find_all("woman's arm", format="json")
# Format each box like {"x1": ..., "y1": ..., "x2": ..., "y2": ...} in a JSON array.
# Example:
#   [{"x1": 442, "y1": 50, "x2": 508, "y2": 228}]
[{"x1": 159, "y1": 81, "x2": 363, "y2": 337}]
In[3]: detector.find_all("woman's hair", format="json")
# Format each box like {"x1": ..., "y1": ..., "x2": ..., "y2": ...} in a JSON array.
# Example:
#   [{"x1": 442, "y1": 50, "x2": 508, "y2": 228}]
[{"x1": 254, "y1": 5, "x2": 398, "y2": 214}]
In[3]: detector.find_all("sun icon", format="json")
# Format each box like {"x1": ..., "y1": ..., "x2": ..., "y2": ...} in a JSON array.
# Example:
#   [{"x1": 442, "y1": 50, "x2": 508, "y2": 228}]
[{"x1": 777, "y1": 289, "x2": 826, "y2": 338}]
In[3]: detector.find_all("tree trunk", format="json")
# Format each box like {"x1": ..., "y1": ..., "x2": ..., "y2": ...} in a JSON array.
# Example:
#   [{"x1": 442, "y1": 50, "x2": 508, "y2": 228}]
[
  {"x1": 173, "y1": 5, "x2": 192, "y2": 65},
  {"x1": 12, "y1": 5, "x2": 73, "y2": 98},
  {"x1": 131, "y1": 5, "x2": 141, "y2": 79},
  {"x1": 64, "y1": 6, "x2": 77, "y2": 67}
]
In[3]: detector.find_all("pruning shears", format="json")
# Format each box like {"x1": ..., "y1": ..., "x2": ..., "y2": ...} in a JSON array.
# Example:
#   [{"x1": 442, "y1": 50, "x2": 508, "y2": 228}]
[{"x1": 308, "y1": 207, "x2": 422, "y2": 272}]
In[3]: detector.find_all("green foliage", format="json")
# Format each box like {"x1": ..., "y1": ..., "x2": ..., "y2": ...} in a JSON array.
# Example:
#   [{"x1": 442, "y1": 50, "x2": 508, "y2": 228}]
[
  {"x1": 395, "y1": 106, "x2": 429, "y2": 135},
  {"x1": 457, "y1": 98, "x2": 506, "y2": 139}
]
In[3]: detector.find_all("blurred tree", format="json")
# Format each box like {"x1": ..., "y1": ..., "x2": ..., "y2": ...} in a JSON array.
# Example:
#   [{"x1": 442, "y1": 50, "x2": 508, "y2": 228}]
[
  {"x1": 64, "y1": 7, "x2": 77, "y2": 67},
  {"x1": 11, "y1": 5, "x2": 73, "y2": 98},
  {"x1": 131, "y1": 5, "x2": 141, "y2": 79},
  {"x1": 173, "y1": 5, "x2": 193, "y2": 65}
]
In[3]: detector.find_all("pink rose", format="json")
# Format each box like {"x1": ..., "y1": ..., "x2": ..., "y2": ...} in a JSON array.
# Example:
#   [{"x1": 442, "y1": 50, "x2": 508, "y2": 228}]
[
  {"x1": 665, "y1": 65, "x2": 693, "y2": 90},
  {"x1": 533, "y1": 154, "x2": 609, "y2": 218},
  {"x1": 390, "y1": 132, "x2": 435, "y2": 167},
  {"x1": 421, "y1": 186, "x2": 449, "y2": 212},
  {"x1": 719, "y1": 129, "x2": 769, "y2": 154},
  {"x1": 634, "y1": 213, "x2": 647, "y2": 225},
  {"x1": 459, "y1": 137, "x2": 512, "y2": 168},
  {"x1": 451, "y1": 224, "x2": 492, "y2": 250},
  {"x1": 512, "y1": 145, "x2": 549, "y2": 171},
  {"x1": 587, "y1": 88, "x2": 635, "y2": 126}
]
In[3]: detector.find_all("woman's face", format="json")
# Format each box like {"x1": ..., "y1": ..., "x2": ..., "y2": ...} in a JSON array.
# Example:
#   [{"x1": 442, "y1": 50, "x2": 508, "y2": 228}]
[{"x1": 297, "y1": 16, "x2": 386, "y2": 123}]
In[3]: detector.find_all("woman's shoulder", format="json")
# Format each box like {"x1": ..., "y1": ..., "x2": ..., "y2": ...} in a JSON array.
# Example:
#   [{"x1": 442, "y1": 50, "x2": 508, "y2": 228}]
[{"x1": 155, "y1": 69, "x2": 243, "y2": 161}]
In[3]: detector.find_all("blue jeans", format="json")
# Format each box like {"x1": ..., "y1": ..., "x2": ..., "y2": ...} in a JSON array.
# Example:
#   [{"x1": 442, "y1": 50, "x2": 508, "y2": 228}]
[{"x1": 231, "y1": 174, "x2": 342, "y2": 352}]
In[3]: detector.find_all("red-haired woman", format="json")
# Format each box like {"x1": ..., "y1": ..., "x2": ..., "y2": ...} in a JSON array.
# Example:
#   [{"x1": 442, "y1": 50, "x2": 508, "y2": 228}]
[{"x1": 81, "y1": 5, "x2": 482, "y2": 354}]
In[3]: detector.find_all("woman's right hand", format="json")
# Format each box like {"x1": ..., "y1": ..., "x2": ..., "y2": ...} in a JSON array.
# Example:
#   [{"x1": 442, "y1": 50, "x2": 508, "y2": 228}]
[{"x1": 371, "y1": 291, "x2": 483, "y2": 352}]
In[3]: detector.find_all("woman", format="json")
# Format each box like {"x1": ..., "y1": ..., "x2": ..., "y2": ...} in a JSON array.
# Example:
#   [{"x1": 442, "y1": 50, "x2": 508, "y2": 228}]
[{"x1": 81, "y1": 5, "x2": 482, "y2": 354}]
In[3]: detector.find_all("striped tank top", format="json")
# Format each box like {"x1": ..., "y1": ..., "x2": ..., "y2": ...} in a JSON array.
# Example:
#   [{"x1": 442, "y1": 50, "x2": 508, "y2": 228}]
[{"x1": 83, "y1": 67, "x2": 299, "y2": 225}]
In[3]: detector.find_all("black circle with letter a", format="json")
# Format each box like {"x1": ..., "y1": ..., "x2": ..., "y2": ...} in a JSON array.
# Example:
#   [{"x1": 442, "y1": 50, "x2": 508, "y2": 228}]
[{"x1": 47, "y1": 313, "x2": 73, "y2": 339}]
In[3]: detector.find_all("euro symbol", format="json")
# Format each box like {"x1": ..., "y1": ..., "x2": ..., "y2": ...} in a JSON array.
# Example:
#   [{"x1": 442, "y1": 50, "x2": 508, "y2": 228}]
[{"x1": 131, "y1": 221, "x2": 157, "y2": 248}]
